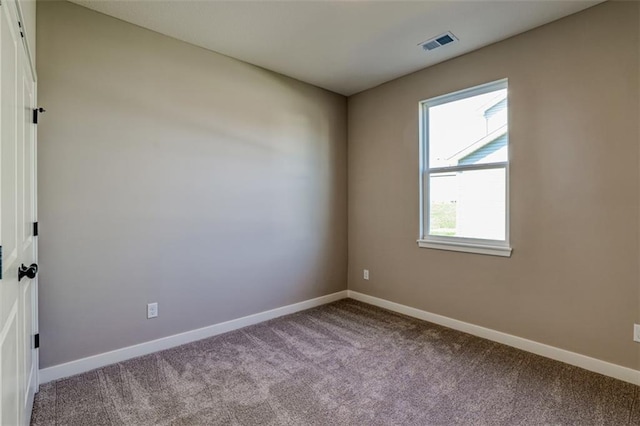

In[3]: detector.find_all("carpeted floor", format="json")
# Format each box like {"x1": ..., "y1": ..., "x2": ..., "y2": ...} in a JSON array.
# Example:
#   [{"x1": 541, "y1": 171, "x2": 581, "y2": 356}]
[{"x1": 31, "y1": 299, "x2": 640, "y2": 425}]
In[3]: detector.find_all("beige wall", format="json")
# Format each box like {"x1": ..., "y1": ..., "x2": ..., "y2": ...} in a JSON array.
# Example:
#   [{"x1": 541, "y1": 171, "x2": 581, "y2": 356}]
[
  {"x1": 38, "y1": 0, "x2": 640, "y2": 373},
  {"x1": 348, "y1": 1, "x2": 640, "y2": 369},
  {"x1": 37, "y1": 1, "x2": 347, "y2": 368}
]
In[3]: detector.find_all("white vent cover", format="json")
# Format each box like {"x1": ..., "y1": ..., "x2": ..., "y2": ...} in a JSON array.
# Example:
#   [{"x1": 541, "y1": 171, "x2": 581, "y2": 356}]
[{"x1": 419, "y1": 31, "x2": 459, "y2": 51}]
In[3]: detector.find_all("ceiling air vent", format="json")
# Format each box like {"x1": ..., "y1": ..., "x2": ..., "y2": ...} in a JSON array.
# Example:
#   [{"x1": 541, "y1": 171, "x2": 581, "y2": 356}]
[{"x1": 419, "y1": 31, "x2": 458, "y2": 52}]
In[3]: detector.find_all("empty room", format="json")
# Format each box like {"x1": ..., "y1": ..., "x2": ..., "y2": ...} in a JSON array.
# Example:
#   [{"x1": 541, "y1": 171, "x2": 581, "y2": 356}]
[{"x1": 0, "y1": 0, "x2": 639, "y2": 424}]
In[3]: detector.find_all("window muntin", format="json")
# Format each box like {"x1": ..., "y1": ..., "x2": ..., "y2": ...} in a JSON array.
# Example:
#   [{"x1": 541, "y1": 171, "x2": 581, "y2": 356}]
[{"x1": 419, "y1": 80, "x2": 510, "y2": 255}]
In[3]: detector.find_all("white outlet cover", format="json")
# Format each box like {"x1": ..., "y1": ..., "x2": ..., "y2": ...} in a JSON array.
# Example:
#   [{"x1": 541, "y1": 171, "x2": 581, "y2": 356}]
[
  {"x1": 634, "y1": 324, "x2": 640, "y2": 343},
  {"x1": 363, "y1": 269, "x2": 369, "y2": 280},
  {"x1": 147, "y1": 302, "x2": 158, "y2": 319}
]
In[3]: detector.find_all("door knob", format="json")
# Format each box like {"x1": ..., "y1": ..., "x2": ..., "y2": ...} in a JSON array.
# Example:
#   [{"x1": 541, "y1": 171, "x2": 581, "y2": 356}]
[{"x1": 18, "y1": 263, "x2": 38, "y2": 281}]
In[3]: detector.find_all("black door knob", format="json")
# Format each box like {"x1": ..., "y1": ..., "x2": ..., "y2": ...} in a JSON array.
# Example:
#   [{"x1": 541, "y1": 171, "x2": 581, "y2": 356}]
[{"x1": 18, "y1": 263, "x2": 38, "y2": 281}]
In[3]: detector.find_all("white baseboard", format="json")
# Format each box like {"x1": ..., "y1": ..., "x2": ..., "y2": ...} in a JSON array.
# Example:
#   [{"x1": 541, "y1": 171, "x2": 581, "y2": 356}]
[
  {"x1": 347, "y1": 290, "x2": 640, "y2": 386},
  {"x1": 39, "y1": 290, "x2": 349, "y2": 384},
  {"x1": 39, "y1": 289, "x2": 640, "y2": 387}
]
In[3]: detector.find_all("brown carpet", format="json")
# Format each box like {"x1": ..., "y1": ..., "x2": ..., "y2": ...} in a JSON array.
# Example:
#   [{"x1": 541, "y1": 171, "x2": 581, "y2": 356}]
[{"x1": 31, "y1": 299, "x2": 640, "y2": 425}]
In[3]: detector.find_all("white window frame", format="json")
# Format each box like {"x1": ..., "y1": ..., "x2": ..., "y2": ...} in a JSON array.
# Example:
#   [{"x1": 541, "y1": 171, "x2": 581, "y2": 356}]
[{"x1": 417, "y1": 79, "x2": 512, "y2": 257}]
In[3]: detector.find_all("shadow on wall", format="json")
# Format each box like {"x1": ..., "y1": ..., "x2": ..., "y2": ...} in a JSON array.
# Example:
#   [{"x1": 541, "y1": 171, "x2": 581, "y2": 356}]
[{"x1": 37, "y1": 0, "x2": 347, "y2": 368}]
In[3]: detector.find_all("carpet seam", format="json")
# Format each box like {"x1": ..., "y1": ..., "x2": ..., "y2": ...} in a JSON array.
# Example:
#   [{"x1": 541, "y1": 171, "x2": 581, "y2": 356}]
[{"x1": 628, "y1": 386, "x2": 638, "y2": 425}]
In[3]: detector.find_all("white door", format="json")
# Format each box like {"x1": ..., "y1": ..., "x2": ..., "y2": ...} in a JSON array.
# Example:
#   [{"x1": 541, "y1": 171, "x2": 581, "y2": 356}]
[
  {"x1": 18, "y1": 10, "x2": 38, "y2": 423},
  {"x1": 0, "y1": 0, "x2": 38, "y2": 424}
]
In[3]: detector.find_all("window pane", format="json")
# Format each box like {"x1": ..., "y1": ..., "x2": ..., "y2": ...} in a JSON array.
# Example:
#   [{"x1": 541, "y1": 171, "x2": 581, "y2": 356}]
[
  {"x1": 429, "y1": 88, "x2": 507, "y2": 168},
  {"x1": 429, "y1": 168, "x2": 506, "y2": 241}
]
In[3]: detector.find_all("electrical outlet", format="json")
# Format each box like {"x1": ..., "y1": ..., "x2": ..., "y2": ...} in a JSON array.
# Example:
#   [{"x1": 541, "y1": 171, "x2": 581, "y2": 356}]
[
  {"x1": 147, "y1": 302, "x2": 158, "y2": 319},
  {"x1": 363, "y1": 269, "x2": 369, "y2": 280},
  {"x1": 634, "y1": 324, "x2": 640, "y2": 343}
]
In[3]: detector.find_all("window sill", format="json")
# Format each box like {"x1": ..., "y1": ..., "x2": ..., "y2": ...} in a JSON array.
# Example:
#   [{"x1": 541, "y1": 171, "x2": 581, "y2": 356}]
[{"x1": 417, "y1": 239, "x2": 512, "y2": 257}]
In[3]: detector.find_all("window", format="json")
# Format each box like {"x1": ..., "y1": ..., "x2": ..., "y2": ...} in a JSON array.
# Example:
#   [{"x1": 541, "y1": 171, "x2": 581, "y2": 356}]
[{"x1": 418, "y1": 79, "x2": 511, "y2": 257}]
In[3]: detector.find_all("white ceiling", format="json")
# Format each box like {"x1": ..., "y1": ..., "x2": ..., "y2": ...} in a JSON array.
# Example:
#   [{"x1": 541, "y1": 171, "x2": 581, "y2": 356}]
[{"x1": 69, "y1": 0, "x2": 604, "y2": 96}]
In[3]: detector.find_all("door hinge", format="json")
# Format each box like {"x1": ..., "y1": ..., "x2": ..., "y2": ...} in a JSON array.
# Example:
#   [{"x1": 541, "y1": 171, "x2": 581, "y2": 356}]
[
  {"x1": 33, "y1": 222, "x2": 38, "y2": 237},
  {"x1": 34, "y1": 333, "x2": 39, "y2": 349},
  {"x1": 0, "y1": 246, "x2": 2, "y2": 279},
  {"x1": 33, "y1": 107, "x2": 45, "y2": 124}
]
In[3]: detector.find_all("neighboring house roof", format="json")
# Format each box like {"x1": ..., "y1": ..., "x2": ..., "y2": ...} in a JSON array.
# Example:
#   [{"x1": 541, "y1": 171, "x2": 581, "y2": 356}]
[
  {"x1": 476, "y1": 92, "x2": 507, "y2": 117},
  {"x1": 484, "y1": 98, "x2": 507, "y2": 120},
  {"x1": 447, "y1": 124, "x2": 507, "y2": 166},
  {"x1": 458, "y1": 133, "x2": 507, "y2": 166}
]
